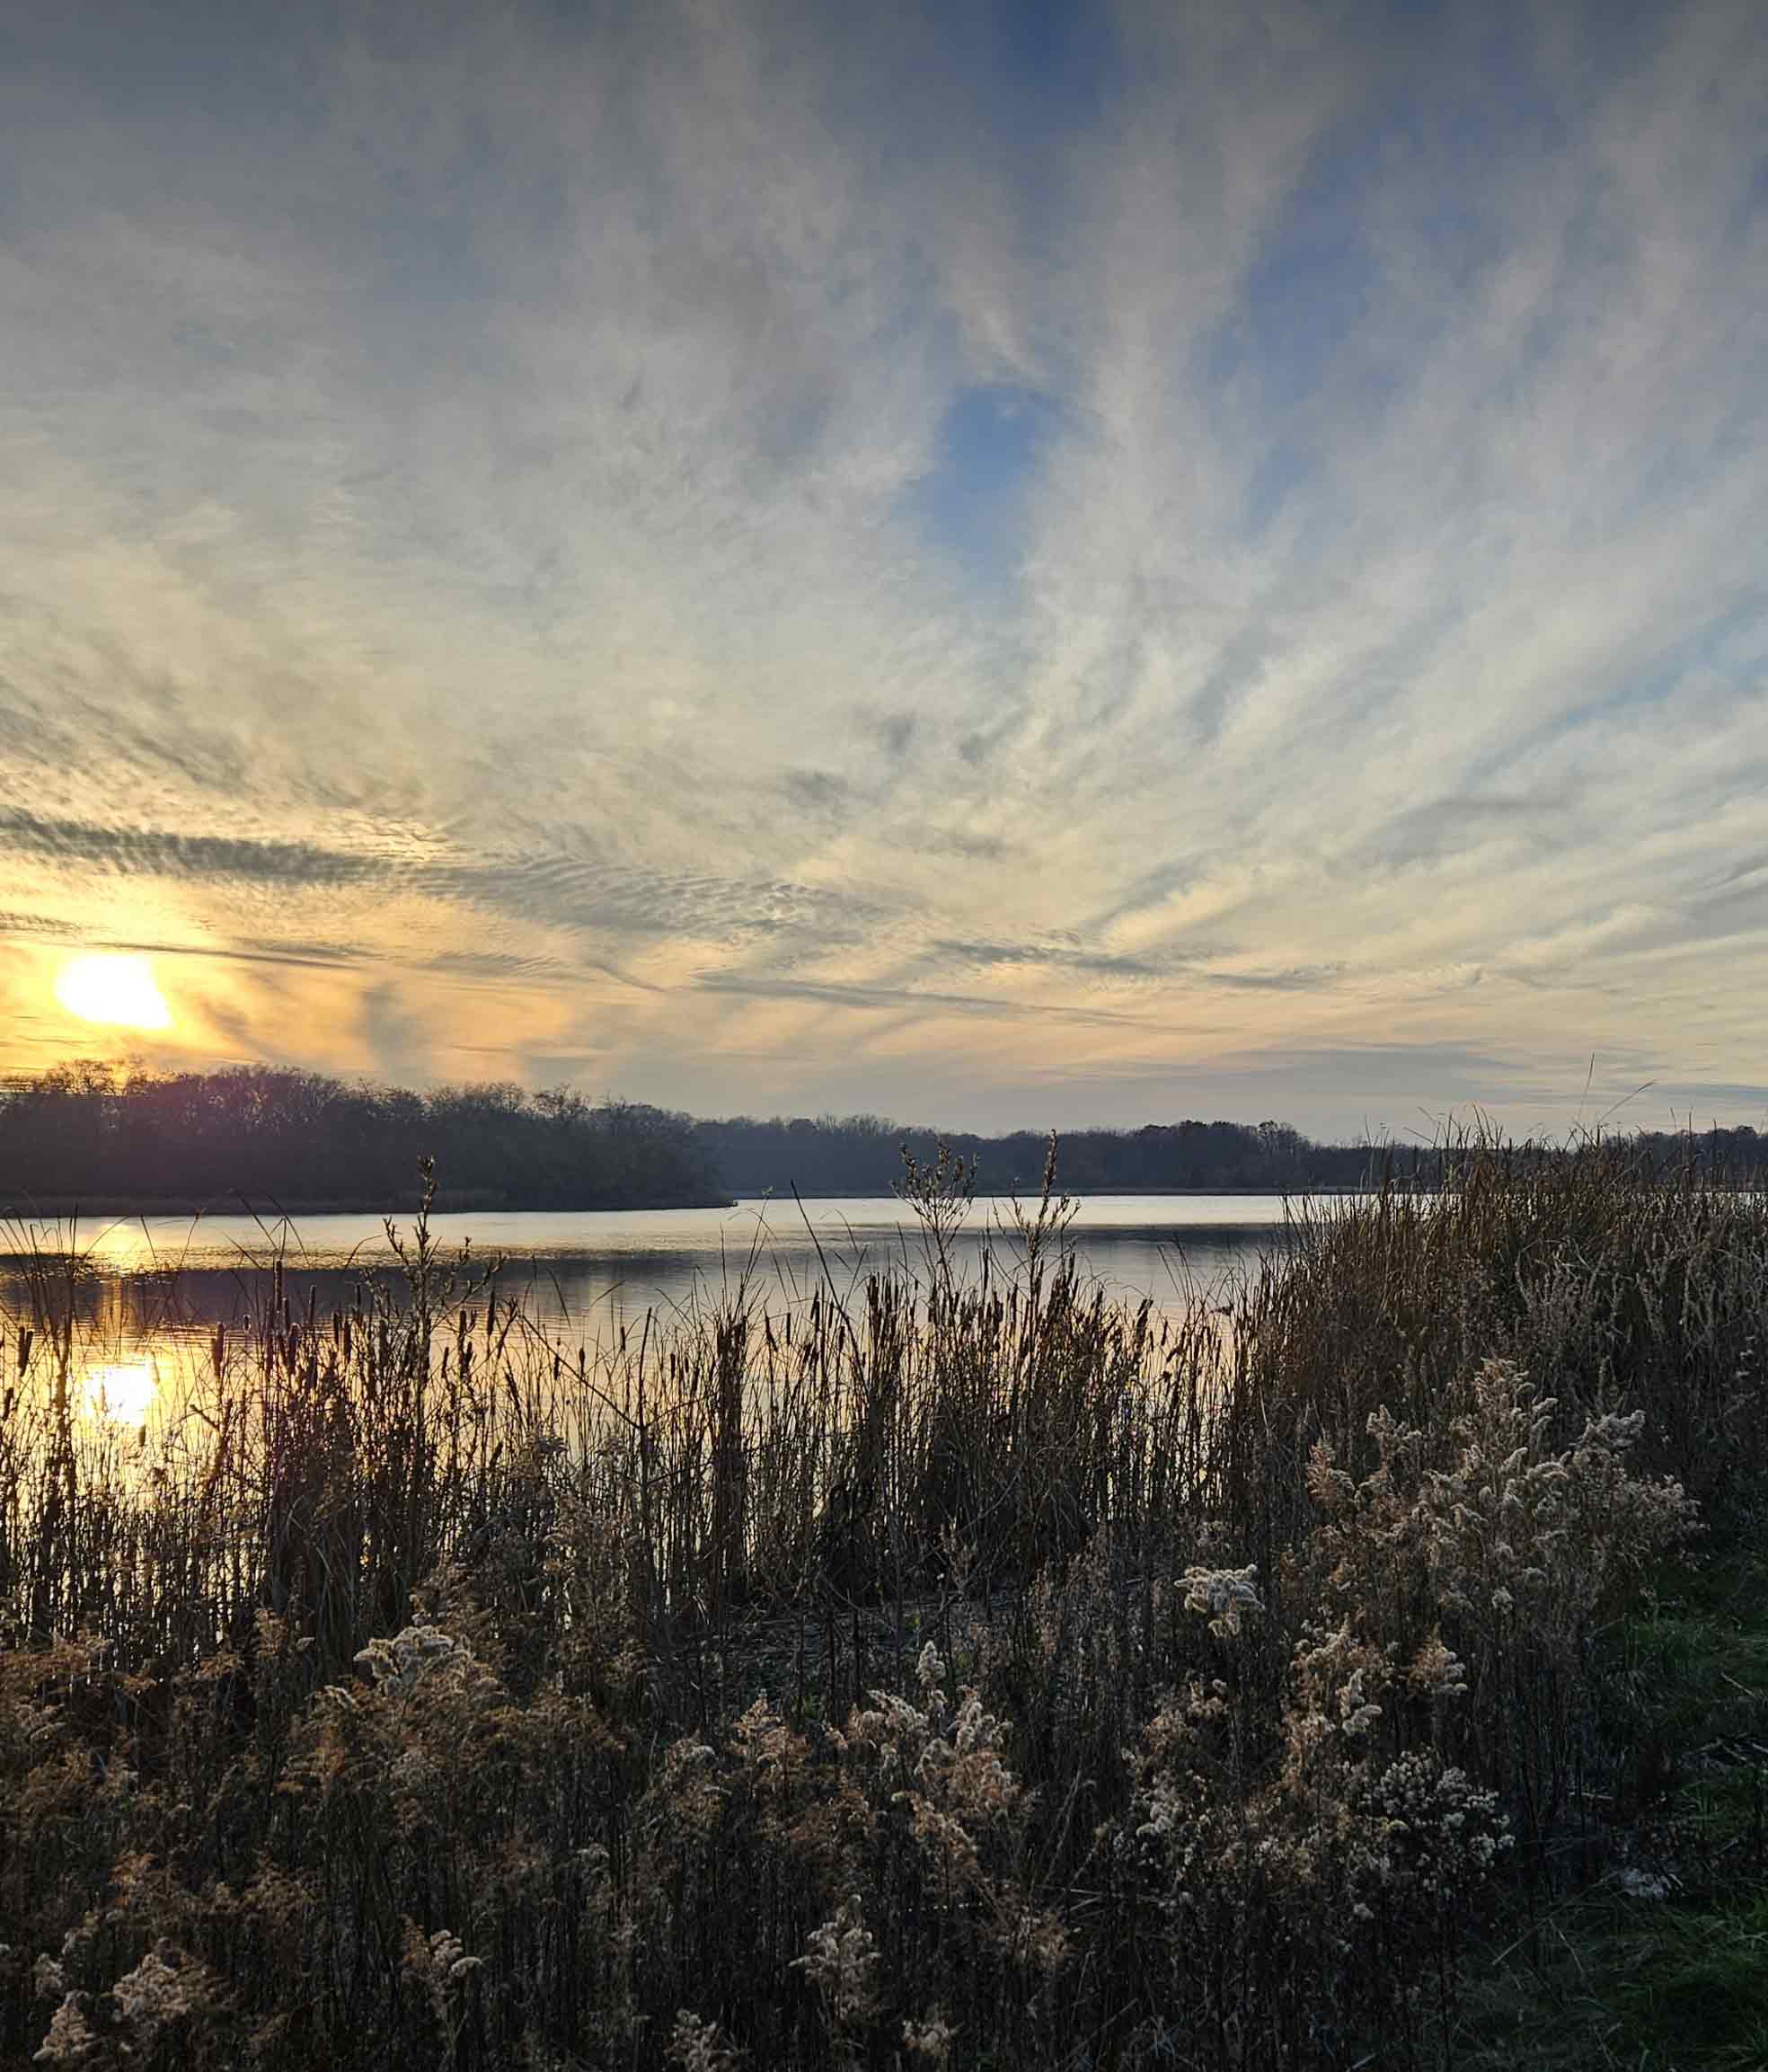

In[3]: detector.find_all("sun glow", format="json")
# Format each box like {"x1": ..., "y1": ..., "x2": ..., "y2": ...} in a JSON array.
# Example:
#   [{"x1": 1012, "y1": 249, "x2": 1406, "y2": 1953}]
[
  {"x1": 82, "y1": 1361, "x2": 159, "y2": 1426},
  {"x1": 54, "y1": 953, "x2": 172, "y2": 1032}
]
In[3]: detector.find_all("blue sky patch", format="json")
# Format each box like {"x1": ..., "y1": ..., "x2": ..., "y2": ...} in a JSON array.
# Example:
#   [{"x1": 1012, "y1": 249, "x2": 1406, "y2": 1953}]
[{"x1": 906, "y1": 384, "x2": 1055, "y2": 591}]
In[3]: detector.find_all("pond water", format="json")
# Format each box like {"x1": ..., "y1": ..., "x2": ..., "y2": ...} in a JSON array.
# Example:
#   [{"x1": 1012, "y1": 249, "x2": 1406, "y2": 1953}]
[{"x1": 0, "y1": 1194, "x2": 1306, "y2": 1426}]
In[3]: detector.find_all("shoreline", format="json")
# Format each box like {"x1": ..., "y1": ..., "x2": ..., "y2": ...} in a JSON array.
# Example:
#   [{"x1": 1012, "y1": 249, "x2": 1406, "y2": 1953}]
[
  {"x1": 0, "y1": 1184, "x2": 1365, "y2": 1224},
  {"x1": 0, "y1": 1191, "x2": 739, "y2": 1221}
]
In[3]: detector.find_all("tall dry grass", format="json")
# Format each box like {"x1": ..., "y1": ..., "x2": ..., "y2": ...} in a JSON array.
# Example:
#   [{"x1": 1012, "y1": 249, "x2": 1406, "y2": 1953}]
[{"x1": 0, "y1": 1138, "x2": 1762, "y2": 2068}]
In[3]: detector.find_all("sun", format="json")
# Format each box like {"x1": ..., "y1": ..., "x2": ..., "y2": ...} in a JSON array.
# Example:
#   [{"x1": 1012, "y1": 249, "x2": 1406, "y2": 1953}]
[{"x1": 54, "y1": 952, "x2": 173, "y2": 1032}]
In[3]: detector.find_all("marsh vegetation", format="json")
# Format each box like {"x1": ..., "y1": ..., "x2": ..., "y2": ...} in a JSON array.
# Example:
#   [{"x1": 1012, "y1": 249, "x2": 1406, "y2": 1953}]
[{"x1": 0, "y1": 1138, "x2": 1764, "y2": 2068}]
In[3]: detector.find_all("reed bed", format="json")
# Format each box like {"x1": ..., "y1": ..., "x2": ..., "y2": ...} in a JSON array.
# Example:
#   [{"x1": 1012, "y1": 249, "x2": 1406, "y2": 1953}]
[{"x1": 0, "y1": 1140, "x2": 1764, "y2": 2068}]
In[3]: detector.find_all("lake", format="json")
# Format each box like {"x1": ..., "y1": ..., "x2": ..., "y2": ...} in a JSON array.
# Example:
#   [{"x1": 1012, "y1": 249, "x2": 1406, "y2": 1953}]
[{"x1": 0, "y1": 1195, "x2": 1302, "y2": 1424}]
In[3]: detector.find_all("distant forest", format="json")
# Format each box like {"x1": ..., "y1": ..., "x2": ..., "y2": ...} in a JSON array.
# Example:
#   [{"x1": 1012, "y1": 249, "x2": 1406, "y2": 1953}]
[
  {"x1": 0, "y1": 1065, "x2": 721, "y2": 1211},
  {"x1": 694, "y1": 1112, "x2": 1383, "y2": 1195},
  {"x1": 0, "y1": 1063, "x2": 1760, "y2": 1212}
]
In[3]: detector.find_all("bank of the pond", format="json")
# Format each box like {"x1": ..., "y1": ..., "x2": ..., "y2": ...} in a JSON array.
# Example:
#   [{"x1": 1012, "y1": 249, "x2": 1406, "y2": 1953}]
[{"x1": 0, "y1": 1147, "x2": 1763, "y2": 2068}]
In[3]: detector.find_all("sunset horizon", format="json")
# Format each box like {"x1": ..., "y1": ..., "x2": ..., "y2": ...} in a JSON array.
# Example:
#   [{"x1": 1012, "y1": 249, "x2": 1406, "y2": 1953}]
[{"x1": 4, "y1": 10, "x2": 1768, "y2": 2059}]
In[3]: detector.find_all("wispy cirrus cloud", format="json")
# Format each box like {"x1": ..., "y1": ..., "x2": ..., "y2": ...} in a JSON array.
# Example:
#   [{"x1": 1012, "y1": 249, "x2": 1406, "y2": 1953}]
[{"x1": 0, "y1": 0, "x2": 1763, "y2": 1132}]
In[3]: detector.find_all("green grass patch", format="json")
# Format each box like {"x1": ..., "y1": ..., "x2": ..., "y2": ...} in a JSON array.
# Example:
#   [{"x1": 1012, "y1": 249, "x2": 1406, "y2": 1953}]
[
  {"x1": 1461, "y1": 1548, "x2": 1768, "y2": 2068},
  {"x1": 1459, "y1": 1890, "x2": 1768, "y2": 2071}
]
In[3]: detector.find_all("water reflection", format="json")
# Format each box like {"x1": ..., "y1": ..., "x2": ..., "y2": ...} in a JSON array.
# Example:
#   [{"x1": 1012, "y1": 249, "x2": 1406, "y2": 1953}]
[
  {"x1": 82, "y1": 1360, "x2": 159, "y2": 1425},
  {"x1": 2, "y1": 1195, "x2": 1298, "y2": 1412}
]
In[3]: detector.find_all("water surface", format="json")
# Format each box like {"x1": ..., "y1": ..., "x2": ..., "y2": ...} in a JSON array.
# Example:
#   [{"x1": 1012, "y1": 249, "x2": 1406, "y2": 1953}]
[{"x1": 1, "y1": 1194, "x2": 1302, "y2": 1424}]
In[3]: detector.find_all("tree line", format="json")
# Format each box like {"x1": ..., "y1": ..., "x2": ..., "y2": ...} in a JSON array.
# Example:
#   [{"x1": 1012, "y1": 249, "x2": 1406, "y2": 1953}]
[
  {"x1": 692, "y1": 1113, "x2": 1384, "y2": 1195},
  {"x1": 692, "y1": 1112, "x2": 1763, "y2": 1195},
  {"x1": 0, "y1": 1063, "x2": 1759, "y2": 1210},
  {"x1": 0, "y1": 1065, "x2": 721, "y2": 1209}
]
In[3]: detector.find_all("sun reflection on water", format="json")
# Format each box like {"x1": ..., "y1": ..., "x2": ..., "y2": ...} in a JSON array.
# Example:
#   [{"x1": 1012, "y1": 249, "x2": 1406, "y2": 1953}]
[{"x1": 82, "y1": 1361, "x2": 160, "y2": 1426}]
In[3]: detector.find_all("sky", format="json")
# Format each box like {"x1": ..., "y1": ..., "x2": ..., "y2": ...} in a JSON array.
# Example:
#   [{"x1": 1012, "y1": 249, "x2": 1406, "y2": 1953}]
[{"x1": 1, "y1": 0, "x2": 1764, "y2": 1140}]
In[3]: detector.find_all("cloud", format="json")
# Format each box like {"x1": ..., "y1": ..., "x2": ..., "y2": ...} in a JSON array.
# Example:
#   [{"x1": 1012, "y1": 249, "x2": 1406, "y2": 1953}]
[
  {"x1": 0, "y1": 810, "x2": 900, "y2": 953},
  {"x1": 104, "y1": 937, "x2": 366, "y2": 973},
  {"x1": 691, "y1": 970, "x2": 1151, "y2": 1030},
  {"x1": 0, "y1": 812, "x2": 390, "y2": 890},
  {"x1": 931, "y1": 939, "x2": 1163, "y2": 980},
  {"x1": 0, "y1": 909, "x2": 78, "y2": 939},
  {"x1": 0, "y1": 0, "x2": 1763, "y2": 1138}
]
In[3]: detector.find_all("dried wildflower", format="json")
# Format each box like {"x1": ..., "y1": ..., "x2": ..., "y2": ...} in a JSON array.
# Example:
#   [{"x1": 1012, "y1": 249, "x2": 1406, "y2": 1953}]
[
  {"x1": 1287, "y1": 1622, "x2": 1392, "y2": 1756},
  {"x1": 903, "y1": 2008, "x2": 956, "y2": 2062},
  {"x1": 428, "y1": 1929, "x2": 482, "y2": 1983},
  {"x1": 730, "y1": 1694, "x2": 805, "y2": 1796},
  {"x1": 1300, "y1": 1356, "x2": 1700, "y2": 1846},
  {"x1": 1306, "y1": 1439, "x2": 1356, "y2": 1514},
  {"x1": 110, "y1": 1948, "x2": 192, "y2": 2041},
  {"x1": 32, "y1": 1994, "x2": 95, "y2": 2066},
  {"x1": 1357, "y1": 1749, "x2": 1512, "y2": 1895},
  {"x1": 402, "y1": 1921, "x2": 483, "y2": 2033},
  {"x1": 388, "y1": 1745, "x2": 435, "y2": 1794},
  {"x1": 1180, "y1": 1563, "x2": 1262, "y2": 1637},
  {"x1": 667, "y1": 2010, "x2": 739, "y2": 2070},
  {"x1": 794, "y1": 1899, "x2": 877, "y2": 2029},
  {"x1": 1404, "y1": 1634, "x2": 1468, "y2": 1700},
  {"x1": 354, "y1": 1624, "x2": 469, "y2": 1696},
  {"x1": 652, "y1": 1735, "x2": 727, "y2": 1842}
]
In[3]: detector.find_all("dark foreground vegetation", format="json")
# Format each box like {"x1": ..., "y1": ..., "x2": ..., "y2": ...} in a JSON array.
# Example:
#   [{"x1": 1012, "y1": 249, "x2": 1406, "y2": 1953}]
[
  {"x1": 2, "y1": 1138, "x2": 1767, "y2": 2067},
  {"x1": 4, "y1": 1060, "x2": 1762, "y2": 1211}
]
